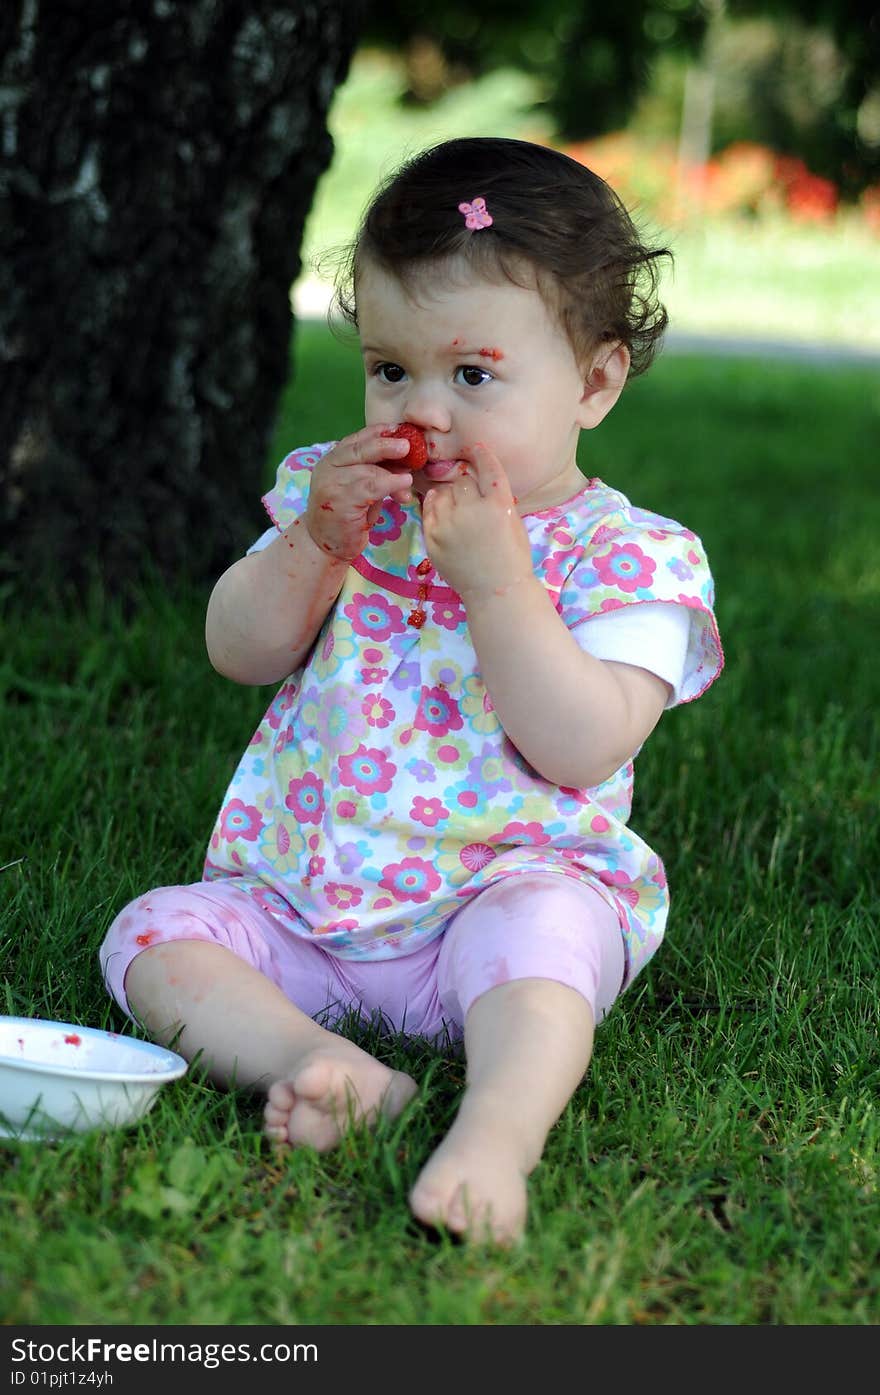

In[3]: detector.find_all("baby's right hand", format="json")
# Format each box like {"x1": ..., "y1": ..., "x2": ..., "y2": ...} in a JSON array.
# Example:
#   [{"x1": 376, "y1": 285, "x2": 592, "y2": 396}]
[{"x1": 304, "y1": 427, "x2": 414, "y2": 561}]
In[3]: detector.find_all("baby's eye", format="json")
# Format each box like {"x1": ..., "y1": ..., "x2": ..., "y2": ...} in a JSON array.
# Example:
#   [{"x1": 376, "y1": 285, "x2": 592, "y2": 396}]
[
  {"x1": 374, "y1": 362, "x2": 406, "y2": 384},
  {"x1": 455, "y1": 365, "x2": 492, "y2": 388}
]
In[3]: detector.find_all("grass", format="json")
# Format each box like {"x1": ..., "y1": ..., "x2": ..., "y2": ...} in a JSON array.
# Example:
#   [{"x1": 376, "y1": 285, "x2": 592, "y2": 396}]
[{"x1": 1, "y1": 325, "x2": 878, "y2": 1325}]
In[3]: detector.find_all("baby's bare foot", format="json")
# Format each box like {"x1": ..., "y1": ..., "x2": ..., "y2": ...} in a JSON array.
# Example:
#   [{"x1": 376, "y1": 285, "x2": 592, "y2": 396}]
[
  {"x1": 409, "y1": 1112, "x2": 529, "y2": 1246},
  {"x1": 264, "y1": 1039, "x2": 417, "y2": 1151}
]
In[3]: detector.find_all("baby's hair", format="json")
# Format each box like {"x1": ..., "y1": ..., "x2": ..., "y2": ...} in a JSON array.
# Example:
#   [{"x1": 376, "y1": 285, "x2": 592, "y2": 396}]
[{"x1": 332, "y1": 137, "x2": 671, "y2": 378}]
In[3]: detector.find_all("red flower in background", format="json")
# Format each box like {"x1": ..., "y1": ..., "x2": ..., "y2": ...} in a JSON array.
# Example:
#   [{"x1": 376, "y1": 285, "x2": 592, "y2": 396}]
[
  {"x1": 774, "y1": 156, "x2": 838, "y2": 222},
  {"x1": 565, "y1": 134, "x2": 856, "y2": 229}
]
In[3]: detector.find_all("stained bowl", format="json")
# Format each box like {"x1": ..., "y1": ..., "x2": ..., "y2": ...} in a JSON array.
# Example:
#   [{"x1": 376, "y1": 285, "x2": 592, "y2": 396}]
[{"x1": 0, "y1": 1015, "x2": 188, "y2": 1141}]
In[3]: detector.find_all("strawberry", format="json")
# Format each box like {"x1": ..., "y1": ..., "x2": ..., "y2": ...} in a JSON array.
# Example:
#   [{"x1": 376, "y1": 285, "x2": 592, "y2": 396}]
[{"x1": 381, "y1": 422, "x2": 428, "y2": 470}]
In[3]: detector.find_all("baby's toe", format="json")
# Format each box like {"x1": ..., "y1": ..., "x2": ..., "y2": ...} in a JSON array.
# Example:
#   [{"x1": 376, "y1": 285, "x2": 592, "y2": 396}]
[{"x1": 266, "y1": 1080, "x2": 297, "y2": 1113}]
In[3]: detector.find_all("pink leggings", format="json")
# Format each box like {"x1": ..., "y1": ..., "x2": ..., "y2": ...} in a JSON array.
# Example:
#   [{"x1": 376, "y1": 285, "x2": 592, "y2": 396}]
[{"x1": 100, "y1": 875, "x2": 625, "y2": 1044}]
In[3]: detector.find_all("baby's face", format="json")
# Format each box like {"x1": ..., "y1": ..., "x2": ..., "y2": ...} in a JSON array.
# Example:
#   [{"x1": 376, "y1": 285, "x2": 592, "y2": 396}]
[{"x1": 357, "y1": 259, "x2": 592, "y2": 511}]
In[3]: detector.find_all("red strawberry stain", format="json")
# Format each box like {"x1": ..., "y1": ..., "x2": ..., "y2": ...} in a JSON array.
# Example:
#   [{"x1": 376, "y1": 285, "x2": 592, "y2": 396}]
[
  {"x1": 478, "y1": 347, "x2": 504, "y2": 360},
  {"x1": 135, "y1": 931, "x2": 158, "y2": 946},
  {"x1": 64, "y1": 1033, "x2": 82, "y2": 1046}
]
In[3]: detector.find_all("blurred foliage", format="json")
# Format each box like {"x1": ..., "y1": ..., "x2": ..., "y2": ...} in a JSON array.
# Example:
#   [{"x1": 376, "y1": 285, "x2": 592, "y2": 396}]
[
  {"x1": 363, "y1": 0, "x2": 707, "y2": 136},
  {"x1": 360, "y1": 0, "x2": 880, "y2": 196}
]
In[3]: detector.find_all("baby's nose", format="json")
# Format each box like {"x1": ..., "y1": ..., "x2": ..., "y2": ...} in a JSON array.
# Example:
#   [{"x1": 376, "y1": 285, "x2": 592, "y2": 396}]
[{"x1": 402, "y1": 383, "x2": 452, "y2": 433}]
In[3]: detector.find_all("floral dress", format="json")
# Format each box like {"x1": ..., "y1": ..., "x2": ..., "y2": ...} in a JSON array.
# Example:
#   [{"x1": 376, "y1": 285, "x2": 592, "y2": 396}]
[{"x1": 204, "y1": 442, "x2": 723, "y2": 988}]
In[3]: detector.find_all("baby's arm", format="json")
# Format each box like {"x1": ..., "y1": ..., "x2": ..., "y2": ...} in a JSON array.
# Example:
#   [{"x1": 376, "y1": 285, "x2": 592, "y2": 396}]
[
  {"x1": 205, "y1": 526, "x2": 348, "y2": 685},
  {"x1": 422, "y1": 445, "x2": 669, "y2": 787},
  {"x1": 206, "y1": 427, "x2": 413, "y2": 685},
  {"x1": 464, "y1": 581, "x2": 669, "y2": 787}
]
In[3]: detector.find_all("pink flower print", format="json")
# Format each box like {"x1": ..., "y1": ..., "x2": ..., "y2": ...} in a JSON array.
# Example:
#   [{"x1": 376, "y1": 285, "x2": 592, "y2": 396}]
[
  {"x1": 362, "y1": 694, "x2": 395, "y2": 729},
  {"x1": 590, "y1": 524, "x2": 622, "y2": 547},
  {"x1": 432, "y1": 599, "x2": 466, "y2": 631},
  {"x1": 492, "y1": 820, "x2": 552, "y2": 845},
  {"x1": 460, "y1": 842, "x2": 496, "y2": 873},
  {"x1": 344, "y1": 592, "x2": 404, "y2": 641},
  {"x1": 541, "y1": 545, "x2": 582, "y2": 589},
  {"x1": 273, "y1": 726, "x2": 297, "y2": 756},
  {"x1": 379, "y1": 857, "x2": 442, "y2": 904},
  {"x1": 325, "y1": 882, "x2": 364, "y2": 910},
  {"x1": 219, "y1": 798, "x2": 264, "y2": 843},
  {"x1": 410, "y1": 795, "x2": 450, "y2": 827},
  {"x1": 339, "y1": 744, "x2": 397, "y2": 795},
  {"x1": 285, "y1": 771, "x2": 325, "y2": 825},
  {"x1": 316, "y1": 918, "x2": 359, "y2": 935},
  {"x1": 558, "y1": 784, "x2": 588, "y2": 805},
  {"x1": 250, "y1": 883, "x2": 299, "y2": 920},
  {"x1": 450, "y1": 784, "x2": 487, "y2": 815},
  {"x1": 593, "y1": 543, "x2": 656, "y2": 593},
  {"x1": 368, "y1": 499, "x2": 406, "y2": 545},
  {"x1": 360, "y1": 647, "x2": 388, "y2": 683},
  {"x1": 414, "y1": 684, "x2": 463, "y2": 737},
  {"x1": 556, "y1": 786, "x2": 590, "y2": 816},
  {"x1": 598, "y1": 868, "x2": 640, "y2": 908},
  {"x1": 308, "y1": 853, "x2": 325, "y2": 877},
  {"x1": 266, "y1": 687, "x2": 294, "y2": 731}
]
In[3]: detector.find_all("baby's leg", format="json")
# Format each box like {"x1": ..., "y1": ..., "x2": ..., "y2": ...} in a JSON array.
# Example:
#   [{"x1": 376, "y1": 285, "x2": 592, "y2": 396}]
[
  {"x1": 100, "y1": 884, "x2": 416, "y2": 1149},
  {"x1": 409, "y1": 876, "x2": 624, "y2": 1245}
]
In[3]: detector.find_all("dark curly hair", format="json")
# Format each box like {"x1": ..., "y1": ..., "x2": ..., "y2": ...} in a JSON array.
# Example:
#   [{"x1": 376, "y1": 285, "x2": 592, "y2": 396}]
[{"x1": 332, "y1": 137, "x2": 671, "y2": 378}]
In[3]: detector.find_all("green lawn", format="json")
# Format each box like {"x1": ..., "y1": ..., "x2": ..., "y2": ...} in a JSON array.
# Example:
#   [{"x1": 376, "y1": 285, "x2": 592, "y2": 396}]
[{"x1": 1, "y1": 329, "x2": 878, "y2": 1324}]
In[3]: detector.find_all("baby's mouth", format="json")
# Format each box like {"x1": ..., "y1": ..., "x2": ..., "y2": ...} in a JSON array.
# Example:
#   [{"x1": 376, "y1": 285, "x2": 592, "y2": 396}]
[{"x1": 422, "y1": 457, "x2": 466, "y2": 481}]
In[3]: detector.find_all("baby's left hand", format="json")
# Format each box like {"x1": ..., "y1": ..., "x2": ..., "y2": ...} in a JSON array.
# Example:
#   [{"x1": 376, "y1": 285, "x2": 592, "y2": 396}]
[{"x1": 421, "y1": 444, "x2": 534, "y2": 601}]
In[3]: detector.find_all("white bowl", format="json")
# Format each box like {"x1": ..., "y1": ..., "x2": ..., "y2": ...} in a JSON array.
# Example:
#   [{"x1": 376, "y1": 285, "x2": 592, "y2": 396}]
[{"x1": 0, "y1": 1016, "x2": 188, "y2": 1141}]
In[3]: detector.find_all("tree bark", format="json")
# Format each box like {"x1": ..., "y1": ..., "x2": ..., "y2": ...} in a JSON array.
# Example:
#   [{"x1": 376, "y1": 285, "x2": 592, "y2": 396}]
[{"x1": 0, "y1": 0, "x2": 364, "y2": 594}]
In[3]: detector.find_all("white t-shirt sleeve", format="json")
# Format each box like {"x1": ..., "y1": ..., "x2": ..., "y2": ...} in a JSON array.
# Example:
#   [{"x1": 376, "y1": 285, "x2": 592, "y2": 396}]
[
  {"x1": 572, "y1": 601, "x2": 691, "y2": 707},
  {"x1": 246, "y1": 525, "x2": 280, "y2": 555}
]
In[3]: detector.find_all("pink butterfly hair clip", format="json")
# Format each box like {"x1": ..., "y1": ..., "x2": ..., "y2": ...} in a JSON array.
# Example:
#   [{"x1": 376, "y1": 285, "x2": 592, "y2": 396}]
[{"x1": 458, "y1": 196, "x2": 493, "y2": 231}]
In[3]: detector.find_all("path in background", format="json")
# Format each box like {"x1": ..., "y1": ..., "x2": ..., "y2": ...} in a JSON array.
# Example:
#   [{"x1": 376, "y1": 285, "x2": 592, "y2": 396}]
[{"x1": 663, "y1": 331, "x2": 880, "y2": 365}]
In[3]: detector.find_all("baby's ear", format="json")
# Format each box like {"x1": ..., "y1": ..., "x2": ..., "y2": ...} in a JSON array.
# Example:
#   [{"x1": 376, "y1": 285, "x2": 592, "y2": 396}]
[{"x1": 577, "y1": 342, "x2": 630, "y2": 429}]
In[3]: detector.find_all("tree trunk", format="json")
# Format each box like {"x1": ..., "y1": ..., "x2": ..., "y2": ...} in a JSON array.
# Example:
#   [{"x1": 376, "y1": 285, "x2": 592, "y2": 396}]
[{"x1": 0, "y1": 0, "x2": 364, "y2": 594}]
